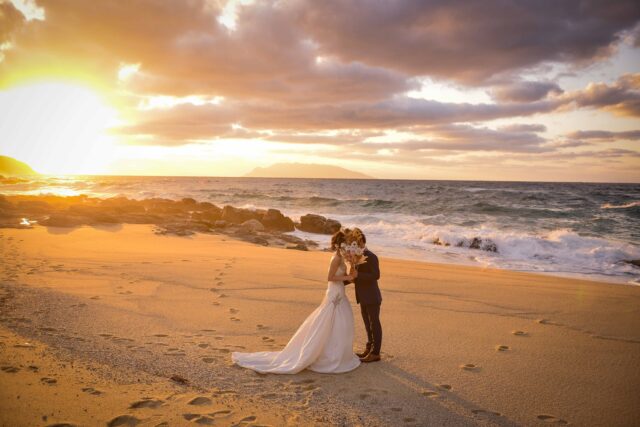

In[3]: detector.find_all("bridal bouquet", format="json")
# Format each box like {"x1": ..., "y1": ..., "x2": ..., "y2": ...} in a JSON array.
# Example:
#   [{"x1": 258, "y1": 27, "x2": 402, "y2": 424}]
[{"x1": 340, "y1": 228, "x2": 368, "y2": 267}]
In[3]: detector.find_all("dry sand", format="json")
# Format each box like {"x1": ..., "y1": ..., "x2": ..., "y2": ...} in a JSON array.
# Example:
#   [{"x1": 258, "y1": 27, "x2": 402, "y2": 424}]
[{"x1": 0, "y1": 224, "x2": 638, "y2": 426}]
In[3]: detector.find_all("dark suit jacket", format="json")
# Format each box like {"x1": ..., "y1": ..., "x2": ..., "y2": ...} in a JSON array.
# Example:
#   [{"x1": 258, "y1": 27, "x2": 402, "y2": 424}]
[{"x1": 344, "y1": 249, "x2": 382, "y2": 305}]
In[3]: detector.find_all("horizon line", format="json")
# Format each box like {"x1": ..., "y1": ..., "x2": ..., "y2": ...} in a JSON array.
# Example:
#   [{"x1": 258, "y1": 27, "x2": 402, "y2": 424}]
[{"x1": 6, "y1": 172, "x2": 639, "y2": 185}]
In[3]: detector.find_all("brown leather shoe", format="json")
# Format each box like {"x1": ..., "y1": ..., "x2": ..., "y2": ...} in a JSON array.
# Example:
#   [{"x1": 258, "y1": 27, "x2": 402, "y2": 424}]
[
  {"x1": 360, "y1": 353, "x2": 381, "y2": 363},
  {"x1": 356, "y1": 345, "x2": 371, "y2": 358}
]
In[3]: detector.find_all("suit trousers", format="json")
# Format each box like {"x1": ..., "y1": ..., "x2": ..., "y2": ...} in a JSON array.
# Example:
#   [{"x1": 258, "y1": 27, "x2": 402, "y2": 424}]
[{"x1": 360, "y1": 303, "x2": 382, "y2": 355}]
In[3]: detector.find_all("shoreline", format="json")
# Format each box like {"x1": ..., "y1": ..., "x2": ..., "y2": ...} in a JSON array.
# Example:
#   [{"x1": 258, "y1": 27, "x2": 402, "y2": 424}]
[{"x1": 1, "y1": 192, "x2": 638, "y2": 286}]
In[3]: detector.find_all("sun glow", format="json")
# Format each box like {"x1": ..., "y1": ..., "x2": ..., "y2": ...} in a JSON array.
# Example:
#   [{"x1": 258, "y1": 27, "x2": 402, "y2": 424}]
[{"x1": 0, "y1": 81, "x2": 121, "y2": 174}]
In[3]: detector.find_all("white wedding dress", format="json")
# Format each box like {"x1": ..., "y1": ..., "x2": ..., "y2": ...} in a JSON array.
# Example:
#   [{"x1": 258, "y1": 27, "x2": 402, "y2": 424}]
[{"x1": 231, "y1": 256, "x2": 361, "y2": 374}]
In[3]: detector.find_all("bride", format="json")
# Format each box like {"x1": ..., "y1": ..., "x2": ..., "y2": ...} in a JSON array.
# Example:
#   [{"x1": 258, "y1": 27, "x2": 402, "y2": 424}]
[{"x1": 231, "y1": 230, "x2": 361, "y2": 374}]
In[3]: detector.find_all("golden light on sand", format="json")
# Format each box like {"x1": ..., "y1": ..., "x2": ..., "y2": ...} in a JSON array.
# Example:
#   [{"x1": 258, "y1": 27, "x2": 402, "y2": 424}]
[{"x1": 0, "y1": 81, "x2": 121, "y2": 175}]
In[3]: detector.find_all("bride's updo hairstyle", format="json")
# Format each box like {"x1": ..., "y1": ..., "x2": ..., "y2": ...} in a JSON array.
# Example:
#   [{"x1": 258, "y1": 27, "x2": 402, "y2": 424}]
[{"x1": 331, "y1": 229, "x2": 349, "y2": 251}]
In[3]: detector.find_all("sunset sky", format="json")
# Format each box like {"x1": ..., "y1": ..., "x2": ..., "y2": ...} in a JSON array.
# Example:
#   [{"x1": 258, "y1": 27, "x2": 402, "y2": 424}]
[{"x1": 1, "y1": 0, "x2": 639, "y2": 181}]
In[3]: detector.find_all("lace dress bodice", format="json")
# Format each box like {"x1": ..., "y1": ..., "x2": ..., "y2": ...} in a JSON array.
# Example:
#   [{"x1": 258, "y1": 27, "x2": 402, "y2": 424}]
[{"x1": 327, "y1": 256, "x2": 347, "y2": 305}]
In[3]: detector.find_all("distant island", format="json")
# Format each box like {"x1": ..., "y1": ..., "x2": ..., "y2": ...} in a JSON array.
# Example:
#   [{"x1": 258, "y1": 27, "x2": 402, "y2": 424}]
[
  {"x1": 0, "y1": 155, "x2": 38, "y2": 176},
  {"x1": 245, "y1": 163, "x2": 374, "y2": 179}
]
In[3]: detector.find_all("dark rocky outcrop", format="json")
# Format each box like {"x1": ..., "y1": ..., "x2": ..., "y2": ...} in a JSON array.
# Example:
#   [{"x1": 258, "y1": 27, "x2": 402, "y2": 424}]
[
  {"x1": 221, "y1": 205, "x2": 262, "y2": 224},
  {"x1": 40, "y1": 214, "x2": 86, "y2": 228},
  {"x1": 0, "y1": 193, "x2": 323, "y2": 250},
  {"x1": 241, "y1": 219, "x2": 265, "y2": 232},
  {"x1": 453, "y1": 237, "x2": 498, "y2": 253},
  {"x1": 261, "y1": 208, "x2": 295, "y2": 232},
  {"x1": 297, "y1": 214, "x2": 341, "y2": 234},
  {"x1": 286, "y1": 242, "x2": 308, "y2": 251},
  {"x1": 432, "y1": 237, "x2": 450, "y2": 247}
]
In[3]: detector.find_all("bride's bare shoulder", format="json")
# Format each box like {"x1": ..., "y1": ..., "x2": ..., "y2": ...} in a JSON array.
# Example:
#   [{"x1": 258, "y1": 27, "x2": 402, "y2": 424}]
[{"x1": 329, "y1": 252, "x2": 341, "y2": 264}]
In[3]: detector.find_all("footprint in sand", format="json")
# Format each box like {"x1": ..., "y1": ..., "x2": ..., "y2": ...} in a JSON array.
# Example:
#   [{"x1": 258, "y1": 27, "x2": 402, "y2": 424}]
[
  {"x1": 403, "y1": 418, "x2": 416, "y2": 423},
  {"x1": 422, "y1": 390, "x2": 438, "y2": 398},
  {"x1": 201, "y1": 357, "x2": 216, "y2": 363},
  {"x1": 82, "y1": 387, "x2": 103, "y2": 395},
  {"x1": 537, "y1": 414, "x2": 569, "y2": 424},
  {"x1": 193, "y1": 416, "x2": 215, "y2": 425},
  {"x1": 212, "y1": 301, "x2": 221, "y2": 306},
  {"x1": 40, "y1": 377, "x2": 57, "y2": 385},
  {"x1": 189, "y1": 396, "x2": 213, "y2": 406},
  {"x1": 496, "y1": 345, "x2": 511, "y2": 352},
  {"x1": 536, "y1": 319, "x2": 551, "y2": 325},
  {"x1": 170, "y1": 374, "x2": 189, "y2": 385},
  {"x1": 437, "y1": 384, "x2": 452, "y2": 391},
  {"x1": 183, "y1": 413, "x2": 200, "y2": 421},
  {"x1": 512, "y1": 330, "x2": 528, "y2": 336},
  {"x1": 201, "y1": 329, "x2": 216, "y2": 333},
  {"x1": 460, "y1": 364, "x2": 480, "y2": 371},
  {"x1": 261, "y1": 336, "x2": 275, "y2": 343},
  {"x1": 237, "y1": 415, "x2": 257, "y2": 423},
  {"x1": 229, "y1": 317, "x2": 240, "y2": 322},
  {"x1": 209, "y1": 409, "x2": 232, "y2": 417},
  {"x1": 129, "y1": 399, "x2": 163, "y2": 409},
  {"x1": 198, "y1": 343, "x2": 209, "y2": 348},
  {"x1": 182, "y1": 413, "x2": 202, "y2": 421},
  {"x1": 153, "y1": 334, "x2": 169, "y2": 337},
  {"x1": 217, "y1": 348, "x2": 231, "y2": 354},
  {"x1": 256, "y1": 324, "x2": 268, "y2": 330},
  {"x1": 108, "y1": 415, "x2": 140, "y2": 426},
  {"x1": 164, "y1": 348, "x2": 186, "y2": 356},
  {"x1": 89, "y1": 296, "x2": 101, "y2": 300},
  {"x1": 1, "y1": 366, "x2": 19, "y2": 373},
  {"x1": 229, "y1": 308, "x2": 239, "y2": 314},
  {"x1": 28, "y1": 365, "x2": 39, "y2": 372},
  {"x1": 13, "y1": 342, "x2": 35, "y2": 349},
  {"x1": 45, "y1": 423, "x2": 78, "y2": 427},
  {"x1": 472, "y1": 409, "x2": 502, "y2": 418}
]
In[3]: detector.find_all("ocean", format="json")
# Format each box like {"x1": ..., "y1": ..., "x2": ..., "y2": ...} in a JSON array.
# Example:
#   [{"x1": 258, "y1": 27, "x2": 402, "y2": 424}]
[{"x1": 2, "y1": 175, "x2": 639, "y2": 284}]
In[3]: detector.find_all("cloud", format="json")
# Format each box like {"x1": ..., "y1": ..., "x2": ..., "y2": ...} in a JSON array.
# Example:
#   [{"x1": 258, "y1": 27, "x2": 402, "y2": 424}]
[
  {"x1": 565, "y1": 73, "x2": 640, "y2": 117},
  {"x1": 295, "y1": 0, "x2": 640, "y2": 84},
  {"x1": 0, "y1": 1, "x2": 25, "y2": 49},
  {"x1": 1, "y1": 0, "x2": 638, "y2": 179},
  {"x1": 355, "y1": 124, "x2": 551, "y2": 153},
  {"x1": 566, "y1": 129, "x2": 640, "y2": 141},
  {"x1": 491, "y1": 81, "x2": 563, "y2": 103},
  {"x1": 113, "y1": 95, "x2": 565, "y2": 144},
  {"x1": 1, "y1": 0, "x2": 413, "y2": 103},
  {"x1": 498, "y1": 124, "x2": 547, "y2": 133}
]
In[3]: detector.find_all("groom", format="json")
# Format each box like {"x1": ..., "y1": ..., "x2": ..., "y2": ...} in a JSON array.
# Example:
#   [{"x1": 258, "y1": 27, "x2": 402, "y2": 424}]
[{"x1": 344, "y1": 229, "x2": 382, "y2": 363}]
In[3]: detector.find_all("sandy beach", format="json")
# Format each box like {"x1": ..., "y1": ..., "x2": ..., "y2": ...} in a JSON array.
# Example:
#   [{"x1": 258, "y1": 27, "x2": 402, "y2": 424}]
[{"x1": 1, "y1": 224, "x2": 639, "y2": 426}]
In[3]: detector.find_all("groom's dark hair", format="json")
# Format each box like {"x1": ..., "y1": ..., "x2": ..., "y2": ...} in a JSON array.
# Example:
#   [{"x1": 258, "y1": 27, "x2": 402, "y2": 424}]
[{"x1": 353, "y1": 227, "x2": 366, "y2": 244}]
